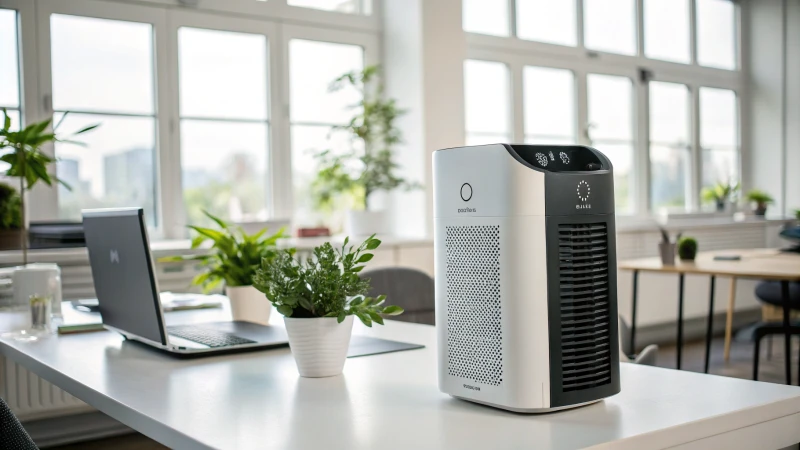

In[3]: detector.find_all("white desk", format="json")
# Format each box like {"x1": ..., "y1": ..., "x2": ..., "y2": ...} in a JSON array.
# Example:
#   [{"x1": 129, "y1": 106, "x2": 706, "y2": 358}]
[{"x1": 2, "y1": 305, "x2": 800, "y2": 450}]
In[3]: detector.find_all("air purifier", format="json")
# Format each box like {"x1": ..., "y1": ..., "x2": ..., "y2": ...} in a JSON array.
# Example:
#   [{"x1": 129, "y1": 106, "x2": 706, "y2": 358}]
[{"x1": 433, "y1": 144, "x2": 620, "y2": 413}]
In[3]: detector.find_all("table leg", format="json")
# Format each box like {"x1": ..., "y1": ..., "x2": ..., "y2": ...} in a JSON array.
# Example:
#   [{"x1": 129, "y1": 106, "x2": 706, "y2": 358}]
[
  {"x1": 723, "y1": 278, "x2": 737, "y2": 363},
  {"x1": 782, "y1": 280, "x2": 792, "y2": 385},
  {"x1": 677, "y1": 273, "x2": 685, "y2": 370},
  {"x1": 630, "y1": 270, "x2": 639, "y2": 354},
  {"x1": 704, "y1": 276, "x2": 716, "y2": 373}
]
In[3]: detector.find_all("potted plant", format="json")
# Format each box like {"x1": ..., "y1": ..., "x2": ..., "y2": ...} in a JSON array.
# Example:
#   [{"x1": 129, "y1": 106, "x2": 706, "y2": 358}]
[
  {"x1": 310, "y1": 65, "x2": 419, "y2": 236},
  {"x1": 677, "y1": 236, "x2": 698, "y2": 261},
  {"x1": 0, "y1": 183, "x2": 22, "y2": 250},
  {"x1": 160, "y1": 211, "x2": 286, "y2": 325},
  {"x1": 0, "y1": 109, "x2": 98, "y2": 264},
  {"x1": 701, "y1": 181, "x2": 739, "y2": 212},
  {"x1": 744, "y1": 189, "x2": 774, "y2": 217},
  {"x1": 253, "y1": 235, "x2": 404, "y2": 377}
]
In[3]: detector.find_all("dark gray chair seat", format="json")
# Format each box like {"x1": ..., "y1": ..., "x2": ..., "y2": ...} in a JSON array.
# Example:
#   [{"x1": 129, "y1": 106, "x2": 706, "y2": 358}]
[
  {"x1": 755, "y1": 281, "x2": 800, "y2": 310},
  {"x1": 1, "y1": 396, "x2": 38, "y2": 449},
  {"x1": 361, "y1": 267, "x2": 435, "y2": 325}
]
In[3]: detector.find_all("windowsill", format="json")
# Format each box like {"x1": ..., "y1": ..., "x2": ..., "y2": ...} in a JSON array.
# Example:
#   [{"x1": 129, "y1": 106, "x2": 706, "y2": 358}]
[{"x1": 2, "y1": 216, "x2": 793, "y2": 266}]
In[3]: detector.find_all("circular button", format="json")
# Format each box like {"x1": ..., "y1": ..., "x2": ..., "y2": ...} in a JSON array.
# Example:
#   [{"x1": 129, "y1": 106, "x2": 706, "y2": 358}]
[{"x1": 460, "y1": 183, "x2": 473, "y2": 202}]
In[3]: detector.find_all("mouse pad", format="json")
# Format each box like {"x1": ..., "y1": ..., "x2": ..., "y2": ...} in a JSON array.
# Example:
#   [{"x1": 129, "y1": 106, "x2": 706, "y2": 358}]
[{"x1": 347, "y1": 335, "x2": 425, "y2": 358}]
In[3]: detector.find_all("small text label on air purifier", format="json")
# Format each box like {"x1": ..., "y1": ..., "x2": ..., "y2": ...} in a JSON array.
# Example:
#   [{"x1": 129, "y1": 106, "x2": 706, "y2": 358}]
[
  {"x1": 576, "y1": 204, "x2": 592, "y2": 210},
  {"x1": 463, "y1": 384, "x2": 481, "y2": 391},
  {"x1": 458, "y1": 207, "x2": 476, "y2": 213}
]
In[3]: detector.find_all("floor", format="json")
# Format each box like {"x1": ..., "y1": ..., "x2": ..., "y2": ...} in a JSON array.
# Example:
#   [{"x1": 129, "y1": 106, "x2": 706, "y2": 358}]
[{"x1": 49, "y1": 334, "x2": 799, "y2": 449}]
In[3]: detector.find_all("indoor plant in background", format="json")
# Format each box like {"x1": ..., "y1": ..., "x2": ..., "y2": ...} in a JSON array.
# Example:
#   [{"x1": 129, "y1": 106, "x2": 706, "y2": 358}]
[
  {"x1": 310, "y1": 65, "x2": 419, "y2": 236},
  {"x1": 677, "y1": 236, "x2": 698, "y2": 261},
  {"x1": 160, "y1": 211, "x2": 286, "y2": 325},
  {"x1": 253, "y1": 235, "x2": 404, "y2": 377},
  {"x1": 744, "y1": 189, "x2": 774, "y2": 217},
  {"x1": 0, "y1": 183, "x2": 22, "y2": 251},
  {"x1": 701, "y1": 181, "x2": 739, "y2": 212},
  {"x1": 0, "y1": 109, "x2": 98, "y2": 264}
]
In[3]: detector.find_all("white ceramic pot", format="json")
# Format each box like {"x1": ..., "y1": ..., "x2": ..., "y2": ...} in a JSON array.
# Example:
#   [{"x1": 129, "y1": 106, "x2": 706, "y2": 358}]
[
  {"x1": 226, "y1": 285, "x2": 271, "y2": 325},
  {"x1": 344, "y1": 210, "x2": 386, "y2": 237},
  {"x1": 283, "y1": 315, "x2": 354, "y2": 378}
]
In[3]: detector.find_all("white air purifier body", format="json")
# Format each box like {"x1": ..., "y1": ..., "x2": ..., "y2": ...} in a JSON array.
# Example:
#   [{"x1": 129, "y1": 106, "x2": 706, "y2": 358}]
[{"x1": 433, "y1": 144, "x2": 621, "y2": 413}]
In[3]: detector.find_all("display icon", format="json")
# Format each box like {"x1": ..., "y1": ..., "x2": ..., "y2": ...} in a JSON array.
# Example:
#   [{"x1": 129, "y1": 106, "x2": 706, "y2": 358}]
[
  {"x1": 536, "y1": 153, "x2": 548, "y2": 166},
  {"x1": 560, "y1": 152, "x2": 570, "y2": 164},
  {"x1": 577, "y1": 180, "x2": 590, "y2": 202}
]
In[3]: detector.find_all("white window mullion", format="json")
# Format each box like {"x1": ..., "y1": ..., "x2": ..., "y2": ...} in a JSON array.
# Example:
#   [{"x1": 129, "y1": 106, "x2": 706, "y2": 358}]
[
  {"x1": 576, "y1": 69, "x2": 589, "y2": 146},
  {"x1": 689, "y1": 0, "x2": 698, "y2": 66},
  {"x1": 689, "y1": 83, "x2": 701, "y2": 211},
  {"x1": 635, "y1": 74, "x2": 649, "y2": 215},
  {"x1": 510, "y1": 60, "x2": 525, "y2": 143}
]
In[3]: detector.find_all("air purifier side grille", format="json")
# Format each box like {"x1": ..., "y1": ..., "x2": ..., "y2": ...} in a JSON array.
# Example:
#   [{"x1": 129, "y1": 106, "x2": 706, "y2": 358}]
[
  {"x1": 444, "y1": 225, "x2": 502, "y2": 387},
  {"x1": 558, "y1": 222, "x2": 612, "y2": 392}
]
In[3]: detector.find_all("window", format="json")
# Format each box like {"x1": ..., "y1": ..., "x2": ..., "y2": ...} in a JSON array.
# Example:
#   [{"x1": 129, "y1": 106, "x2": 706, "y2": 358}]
[
  {"x1": 700, "y1": 87, "x2": 738, "y2": 189},
  {"x1": 287, "y1": 0, "x2": 367, "y2": 15},
  {"x1": 696, "y1": 0, "x2": 737, "y2": 70},
  {"x1": 289, "y1": 39, "x2": 364, "y2": 227},
  {"x1": 583, "y1": 0, "x2": 637, "y2": 55},
  {"x1": 0, "y1": 9, "x2": 21, "y2": 132},
  {"x1": 587, "y1": 74, "x2": 634, "y2": 213},
  {"x1": 644, "y1": 0, "x2": 690, "y2": 63},
  {"x1": 50, "y1": 14, "x2": 158, "y2": 225},
  {"x1": 462, "y1": 0, "x2": 510, "y2": 37},
  {"x1": 178, "y1": 27, "x2": 269, "y2": 227},
  {"x1": 650, "y1": 82, "x2": 691, "y2": 211},
  {"x1": 464, "y1": 60, "x2": 511, "y2": 146},
  {"x1": 516, "y1": 0, "x2": 576, "y2": 47},
  {"x1": 523, "y1": 66, "x2": 575, "y2": 144}
]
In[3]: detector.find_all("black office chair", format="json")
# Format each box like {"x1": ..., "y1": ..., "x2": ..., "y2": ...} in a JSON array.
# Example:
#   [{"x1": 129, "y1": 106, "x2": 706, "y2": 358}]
[
  {"x1": 361, "y1": 267, "x2": 435, "y2": 325},
  {"x1": 752, "y1": 281, "x2": 800, "y2": 382},
  {"x1": 0, "y1": 396, "x2": 38, "y2": 449}
]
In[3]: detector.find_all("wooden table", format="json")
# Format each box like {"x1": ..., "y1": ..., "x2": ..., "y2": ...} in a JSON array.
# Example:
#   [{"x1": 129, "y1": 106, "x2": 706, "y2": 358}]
[{"x1": 619, "y1": 249, "x2": 800, "y2": 383}]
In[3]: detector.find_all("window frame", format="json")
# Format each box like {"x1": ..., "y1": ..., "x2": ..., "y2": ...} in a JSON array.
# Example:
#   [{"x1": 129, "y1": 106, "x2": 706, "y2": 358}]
[{"x1": 464, "y1": 0, "x2": 745, "y2": 217}]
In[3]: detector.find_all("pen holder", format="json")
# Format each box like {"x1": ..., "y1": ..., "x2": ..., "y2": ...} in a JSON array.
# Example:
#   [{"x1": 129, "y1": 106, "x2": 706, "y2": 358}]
[
  {"x1": 659, "y1": 243, "x2": 676, "y2": 266},
  {"x1": 30, "y1": 294, "x2": 52, "y2": 332}
]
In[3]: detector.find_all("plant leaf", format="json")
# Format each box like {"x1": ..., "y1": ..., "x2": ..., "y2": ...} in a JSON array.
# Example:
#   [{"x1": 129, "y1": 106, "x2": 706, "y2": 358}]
[
  {"x1": 381, "y1": 305, "x2": 404, "y2": 316},
  {"x1": 356, "y1": 253, "x2": 374, "y2": 263},
  {"x1": 277, "y1": 305, "x2": 294, "y2": 317}
]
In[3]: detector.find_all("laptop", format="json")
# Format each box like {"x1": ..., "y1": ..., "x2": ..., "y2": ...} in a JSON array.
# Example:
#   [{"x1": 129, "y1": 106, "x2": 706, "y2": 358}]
[{"x1": 82, "y1": 208, "x2": 288, "y2": 355}]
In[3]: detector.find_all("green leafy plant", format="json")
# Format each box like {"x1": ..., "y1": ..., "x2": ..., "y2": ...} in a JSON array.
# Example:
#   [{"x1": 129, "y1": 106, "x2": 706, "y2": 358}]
[
  {"x1": 159, "y1": 210, "x2": 287, "y2": 293},
  {"x1": 0, "y1": 109, "x2": 98, "y2": 263},
  {"x1": 795, "y1": 209, "x2": 800, "y2": 220},
  {"x1": 0, "y1": 183, "x2": 22, "y2": 230},
  {"x1": 744, "y1": 189, "x2": 774, "y2": 206},
  {"x1": 701, "y1": 181, "x2": 739, "y2": 210},
  {"x1": 253, "y1": 235, "x2": 404, "y2": 327},
  {"x1": 311, "y1": 65, "x2": 419, "y2": 213},
  {"x1": 677, "y1": 236, "x2": 698, "y2": 261}
]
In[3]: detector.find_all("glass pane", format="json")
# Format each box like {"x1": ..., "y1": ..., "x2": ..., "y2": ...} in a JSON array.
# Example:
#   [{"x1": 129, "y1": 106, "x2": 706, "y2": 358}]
[
  {"x1": 525, "y1": 136, "x2": 575, "y2": 146},
  {"x1": 466, "y1": 133, "x2": 510, "y2": 146},
  {"x1": 592, "y1": 142, "x2": 633, "y2": 213},
  {"x1": 291, "y1": 125, "x2": 360, "y2": 227},
  {"x1": 584, "y1": 0, "x2": 636, "y2": 55},
  {"x1": 463, "y1": 0, "x2": 510, "y2": 36},
  {"x1": 702, "y1": 148, "x2": 737, "y2": 188},
  {"x1": 697, "y1": 0, "x2": 736, "y2": 70},
  {"x1": 55, "y1": 113, "x2": 157, "y2": 225},
  {"x1": 523, "y1": 66, "x2": 575, "y2": 142},
  {"x1": 288, "y1": 0, "x2": 362, "y2": 14},
  {"x1": 651, "y1": 145, "x2": 690, "y2": 211},
  {"x1": 587, "y1": 74, "x2": 633, "y2": 141},
  {"x1": 650, "y1": 82, "x2": 689, "y2": 145},
  {"x1": 516, "y1": 0, "x2": 576, "y2": 46},
  {"x1": 50, "y1": 15, "x2": 154, "y2": 115},
  {"x1": 0, "y1": 9, "x2": 20, "y2": 108},
  {"x1": 464, "y1": 60, "x2": 510, "y2": 135},
  {"x1": 181, "y1": 120, "x2": 269, "y2": 226},
  {"x1": 289, "y1": 40, "x2": 363, "y2": 124},
  {"x1": 700, "y1": 87, "x2": 737, "y2": 147},
  {"x1": 179, "y1": 28, "x2": 267, "y2": 121},
  {"x1": 644, "y1": 0, "x2": 690, "y2": 63}
]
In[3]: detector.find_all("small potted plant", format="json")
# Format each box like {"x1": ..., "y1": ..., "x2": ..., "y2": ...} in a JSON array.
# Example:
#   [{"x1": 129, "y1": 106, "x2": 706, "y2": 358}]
[
  {"x1": 160, "y1": 211, "x2": 286, "y2": 325},
  {"x1": 701, "y1": 181, "x2": 739, "y2": 212},
  {"x1": 0, "y1": 183, "x2": 22, "y2": 250},
  {"x1": 253, "y1": 235, "x2": 404, "y2": 377},
  {"x1": 744, "y1": 189, "x2": 774, "y2": 217},
  {"x1": 310, "y1": 66, "x2": 419, "y2": 235},
  {"x1": 677, "y1": 236, "x2": 698, "y2": 261}
]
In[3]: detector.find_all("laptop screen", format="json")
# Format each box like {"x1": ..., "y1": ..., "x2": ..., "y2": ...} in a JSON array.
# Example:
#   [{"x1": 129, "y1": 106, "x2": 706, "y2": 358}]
[{"x1": 82, "y1": 208, "x2": 167, "y2": 345}]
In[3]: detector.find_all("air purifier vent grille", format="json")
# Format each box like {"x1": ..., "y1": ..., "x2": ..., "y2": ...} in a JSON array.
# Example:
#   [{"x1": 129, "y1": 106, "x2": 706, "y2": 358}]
[
  {"x1": 444, "y1": 225, "x2": 502, "y2": 386},
  {"x1": 558, "y1": 222, "x2": 612, "y2": 392}
]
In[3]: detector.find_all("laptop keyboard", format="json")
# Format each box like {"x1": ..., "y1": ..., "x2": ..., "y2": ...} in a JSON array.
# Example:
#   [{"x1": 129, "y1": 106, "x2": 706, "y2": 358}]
[{"x1": 167, "y1": 325, "x2": 256, "y2": 348}]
